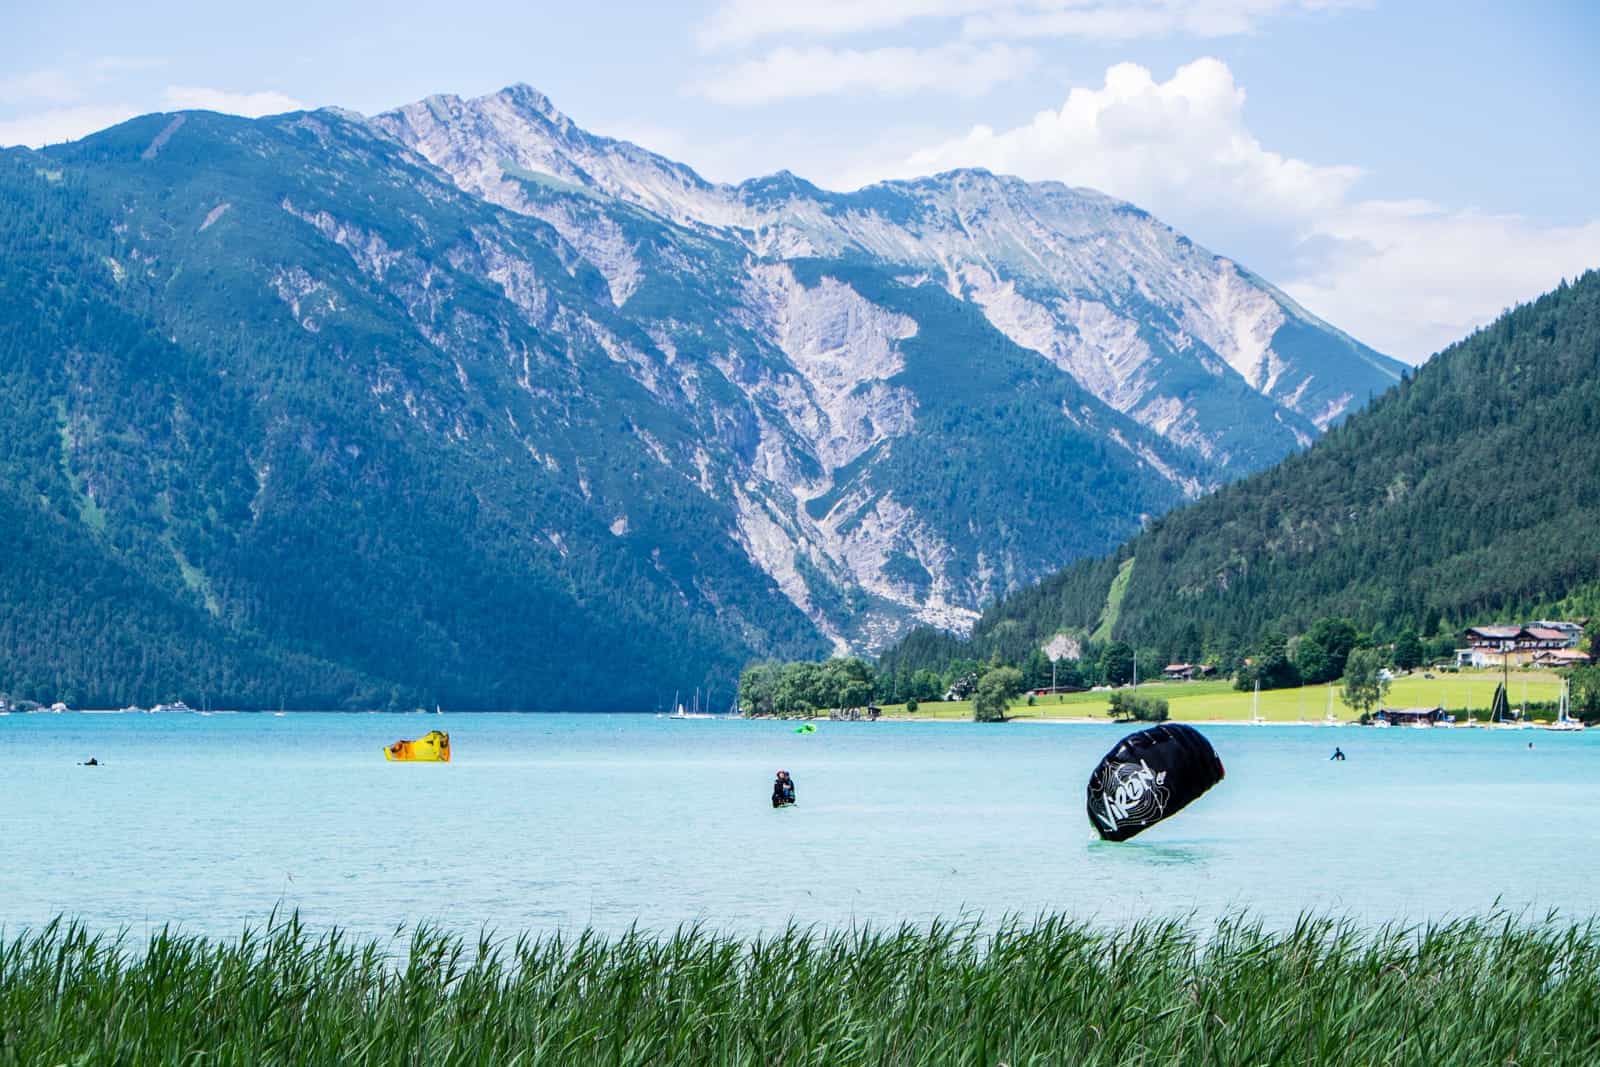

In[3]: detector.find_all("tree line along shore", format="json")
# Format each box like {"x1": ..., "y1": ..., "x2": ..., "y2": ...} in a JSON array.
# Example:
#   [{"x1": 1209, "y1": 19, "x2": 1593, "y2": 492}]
[{"x1": 742, "y1": 615, "x2": 1600, "y2": 723}]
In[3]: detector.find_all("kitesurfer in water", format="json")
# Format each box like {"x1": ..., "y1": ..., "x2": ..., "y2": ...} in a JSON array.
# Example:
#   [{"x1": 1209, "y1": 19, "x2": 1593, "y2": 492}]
[
  {"x1": 1330, "y1": 747, "x2": 1345, "y2": 761},
  {"x1": 80, "y1": 757, "x2": 99, "y2": 766},
  {"x1": 771, "y1": 769, "x2": 796, "y2": 808}
]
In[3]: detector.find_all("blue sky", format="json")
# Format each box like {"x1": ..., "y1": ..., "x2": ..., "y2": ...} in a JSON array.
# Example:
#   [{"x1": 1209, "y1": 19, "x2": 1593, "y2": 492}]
[{"x1": 3, "y1": 0, "x2": 1596, "y2": 360}]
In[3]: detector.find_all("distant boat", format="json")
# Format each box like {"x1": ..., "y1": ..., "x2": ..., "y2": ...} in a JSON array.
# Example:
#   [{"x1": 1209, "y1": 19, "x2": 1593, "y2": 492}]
[
  {"x1": 1489, "y1": 681, "x2": 1527, "y2": 729},
  {"x1": 1250, "y1": 681, "x2": 1266, "y2": 725},
  {"x1": 1546, "y1": 681, "x2": 1584, "y2": 732},
  {"x1": 666, "y1": 687, "x2": 715, "y2": 720},
  {"x1": 667, "y1": 702, "x2": 713, "y2": 720},
  {"x1": 151, "y1": 701, "x2": 192, "y2": 713}
]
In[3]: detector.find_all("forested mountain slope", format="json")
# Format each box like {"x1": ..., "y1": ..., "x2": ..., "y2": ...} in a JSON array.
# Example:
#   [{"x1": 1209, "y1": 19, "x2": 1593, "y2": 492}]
[
  {"x1": 0, "y1": 86, "x2": 1406, "y2": 708},
  {"x1": 935, "y1": 271, "x2": 1600, "y2": 667},
  {"x1": 0, "y1": 118, "x2": 827, "y2": 709}
]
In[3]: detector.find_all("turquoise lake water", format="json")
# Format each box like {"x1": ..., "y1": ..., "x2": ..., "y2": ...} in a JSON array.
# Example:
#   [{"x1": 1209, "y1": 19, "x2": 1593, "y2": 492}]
[{"x1": 3, "y1": 712, "x2": 1596, "y2": 943}]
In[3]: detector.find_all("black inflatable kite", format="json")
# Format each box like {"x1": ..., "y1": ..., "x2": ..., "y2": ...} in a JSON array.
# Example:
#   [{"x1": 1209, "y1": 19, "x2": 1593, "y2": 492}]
[{"x1": 1087, "y1": 723, "x2": 1224, "y2": 841}]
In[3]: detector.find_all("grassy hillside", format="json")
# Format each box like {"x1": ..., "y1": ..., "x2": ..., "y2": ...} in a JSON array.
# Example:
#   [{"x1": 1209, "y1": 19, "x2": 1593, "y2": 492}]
[
  {"x1": 877, "y1": 669, "x2": 1565, "y2": 722},
  {"x1": 949, "y1": 270, "x2": 1600, "y2": 666}
]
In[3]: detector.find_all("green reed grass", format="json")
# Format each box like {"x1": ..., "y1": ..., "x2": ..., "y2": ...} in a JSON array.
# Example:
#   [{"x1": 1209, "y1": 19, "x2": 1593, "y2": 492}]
[{"x1": 3, "y1": 911, "x2": 1599, "y2": 1065}]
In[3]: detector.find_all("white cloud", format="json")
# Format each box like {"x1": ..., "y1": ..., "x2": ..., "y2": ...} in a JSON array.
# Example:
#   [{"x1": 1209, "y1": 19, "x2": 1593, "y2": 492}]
[
  {"x1": 686, "y1": 43, "x2": 1034, "y2": 106},
  {"x1": 696, "y1": 0, "x2": 1361, "y2": 49},
  {"x1": 161, "y1": 87, "x2": 307, "y2": 116},
  {"x1": 1285, "y1": 204, "x2": 1600, "y2": 360},
  {"x1": 0, "y1": 69, "x2": 88, "y2": 106},
  {"x1": 0, "y1": 58, "x2": 168, "y2": 109},
  {"x1": 884, "y1": 58, "x2": 1359, "y2": 221},
  {"x1": 0, "y1": 57, "x2": 301, "y2": 150},
  {"x1": 92, "y1": 56, "x2": 169, "y2": 75},
  {"x1": 697, "y1": 1, "x2": 987, "y2": 49},
  {"x1": 0, "y1": 104, "x2": 142, "y2": 148},
  {"x1": 846, "y1": 58, "x2": 1600, "y2": 361},
  {"x1": 961, "y1": 0, "x2": 1365, "y2": 41}
]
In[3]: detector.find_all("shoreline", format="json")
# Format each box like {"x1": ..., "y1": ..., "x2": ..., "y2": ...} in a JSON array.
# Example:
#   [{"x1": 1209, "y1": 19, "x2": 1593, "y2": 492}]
[{"x1": 870, "y1": 713, "x2": 1571, "y2": 728}]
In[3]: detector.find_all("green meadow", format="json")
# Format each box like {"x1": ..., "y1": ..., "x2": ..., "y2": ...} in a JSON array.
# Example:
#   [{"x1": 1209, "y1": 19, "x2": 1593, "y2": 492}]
[
  {"x1": 6, "y1": 913, "x2": 1600, "y2": 1065},
  {"x1": 880, "y1": 669, "x2": 1565, "y2": 723}
]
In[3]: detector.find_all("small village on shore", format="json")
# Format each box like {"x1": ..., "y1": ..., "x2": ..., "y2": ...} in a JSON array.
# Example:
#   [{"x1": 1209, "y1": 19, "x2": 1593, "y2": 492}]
[{"x1": 733, "y1": 617, "x2": 1598, "y2": 728}]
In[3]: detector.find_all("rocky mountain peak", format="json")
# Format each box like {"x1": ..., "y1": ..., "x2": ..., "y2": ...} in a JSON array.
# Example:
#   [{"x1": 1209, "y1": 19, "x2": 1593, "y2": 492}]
[
  {"x1": 494, "y1": 82, "x2": 565, "y2": 123},
  {"x1": 355, "y1": 82, "x2": 1407, "y2": 639}
]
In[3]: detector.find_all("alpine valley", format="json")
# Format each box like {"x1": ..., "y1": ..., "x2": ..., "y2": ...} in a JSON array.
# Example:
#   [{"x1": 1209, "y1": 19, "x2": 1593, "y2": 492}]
[{"x1": 0, "y1": 85, "x2": 1404, "y2": 710}]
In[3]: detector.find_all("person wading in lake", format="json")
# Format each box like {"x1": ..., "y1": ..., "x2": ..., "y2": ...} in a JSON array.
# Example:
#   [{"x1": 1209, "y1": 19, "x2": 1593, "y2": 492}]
[
  {"x1": 772, "y1": 769, "x2": 796, "y2": 808},
  {"x1": 1330, "y1": 747, "x2": 1345, "y2": 761}
]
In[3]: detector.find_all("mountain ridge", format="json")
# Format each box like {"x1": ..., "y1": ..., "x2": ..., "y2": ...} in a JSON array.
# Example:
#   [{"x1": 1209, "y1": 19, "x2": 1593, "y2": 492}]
[
  {"x1": 373, "y1": 85, "x2": 1403, "y2": 451},
  {"x1": 891, "y1": 269, "x2": 1600, "y2": 673},
  {"x1": 0, "y1": 87, "x2": 1408, "y2": 707}
]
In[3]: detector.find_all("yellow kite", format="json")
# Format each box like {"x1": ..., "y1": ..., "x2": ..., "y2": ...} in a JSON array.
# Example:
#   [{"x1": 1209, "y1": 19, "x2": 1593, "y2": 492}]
[{"x1": 384, "y1": 729, "x2": 451, "y2": 762}]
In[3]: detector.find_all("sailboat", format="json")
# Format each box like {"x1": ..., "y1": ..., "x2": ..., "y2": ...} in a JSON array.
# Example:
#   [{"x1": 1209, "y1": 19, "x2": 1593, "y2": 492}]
[
  {"x1": 1250, "y1": 681, "x2": 1267, "y2": 725},
  {"x1": 666, "y1": 688, "x2": 713, "y2": 720},
  {"x1": 1546, "y1": 681, "x2": 1584, "y2": 732},
  {"x1": 1323, "y1": 686, "x2": 1341, "y2": 727},
  {"x1": 1488, "y1": 681, "x2": 1525, "y2": 729},
  {"x1": 669, "y1": 704, "x2": 714, "y2": 720}
]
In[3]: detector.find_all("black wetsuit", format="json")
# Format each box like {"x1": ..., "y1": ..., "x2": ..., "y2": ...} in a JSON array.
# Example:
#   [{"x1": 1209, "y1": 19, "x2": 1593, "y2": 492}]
[
  {"x1": 1331, "y1": 748, "x2": 1345, "y2": 761},
  {"x1": 772, "y1": 777, "x2": 796, "y2": 807}
]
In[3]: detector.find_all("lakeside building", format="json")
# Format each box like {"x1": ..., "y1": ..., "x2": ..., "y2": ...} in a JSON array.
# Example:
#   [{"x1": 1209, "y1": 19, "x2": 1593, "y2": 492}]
[
  {"x1": 1533, "y1": 648, "x2": 1592, "y2": 668},
  {"x1": 1530, "y1": 620, "x2": 1585, "y2": 642},
  {"x1": 1161, "y1": 663, "x2": 1216, "y2": 681},
  {"x1": 1455, "y1": 622, "x2": 1584, "y2": 668}
]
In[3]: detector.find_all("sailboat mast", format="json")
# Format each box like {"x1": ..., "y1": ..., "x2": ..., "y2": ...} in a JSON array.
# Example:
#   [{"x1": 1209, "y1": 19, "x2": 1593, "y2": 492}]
[{"x1": 1502, "y1": 649, "x2": 1510, "y2": 720}]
